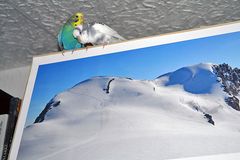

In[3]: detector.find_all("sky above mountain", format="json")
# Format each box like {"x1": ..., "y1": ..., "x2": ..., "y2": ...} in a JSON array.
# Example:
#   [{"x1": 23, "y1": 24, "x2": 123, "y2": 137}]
[{"x1": 27, "y1": 31, "x2": 240, "y2": 126}]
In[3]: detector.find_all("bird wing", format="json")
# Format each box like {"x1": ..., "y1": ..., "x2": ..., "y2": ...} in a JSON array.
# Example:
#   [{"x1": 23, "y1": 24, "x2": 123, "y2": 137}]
[
  {"x1": 91, "y1": 23, "x2": 126, "y2": 41},
  {"x1": 57, "y1": 26, "x2": 64, "y2": 51},
  {"x1": 77, "y1": 23, "x2": 126, "y2": 45}
]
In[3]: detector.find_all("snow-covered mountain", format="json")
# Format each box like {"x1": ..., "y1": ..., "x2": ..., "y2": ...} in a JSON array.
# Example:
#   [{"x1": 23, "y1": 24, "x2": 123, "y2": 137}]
[{"x1": 18, "y1": 63, "x2": 240, "y2": 160}]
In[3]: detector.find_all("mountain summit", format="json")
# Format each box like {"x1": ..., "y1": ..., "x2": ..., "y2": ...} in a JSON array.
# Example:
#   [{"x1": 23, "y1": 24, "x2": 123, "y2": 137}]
[
  {"x1": 156, "y1": 63, "x2": 218, "y2": 94},
  {"x1": 19, "y1": 63, "x2": 240, "y2": 160}
]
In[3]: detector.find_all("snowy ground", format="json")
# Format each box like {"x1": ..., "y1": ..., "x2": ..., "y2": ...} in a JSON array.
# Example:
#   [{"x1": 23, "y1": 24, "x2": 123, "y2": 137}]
[{"x1": 17, "y1": 63, "x2": 240, "y2": 160}]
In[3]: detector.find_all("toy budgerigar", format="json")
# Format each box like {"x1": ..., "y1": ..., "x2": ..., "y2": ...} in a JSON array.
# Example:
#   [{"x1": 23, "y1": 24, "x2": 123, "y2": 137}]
[
  {"x1": 57, "y1": 12, "x2": 85, "y2": 51},
  {"x1": 72, "y1": 12, "x2": 126, "y2": 47}
]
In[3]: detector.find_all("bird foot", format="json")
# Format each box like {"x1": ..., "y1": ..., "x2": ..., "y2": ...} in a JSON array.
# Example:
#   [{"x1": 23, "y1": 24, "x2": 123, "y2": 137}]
[
  {"x1": 71, "y1": 48, "x2": 75, "y2": 54},
  {"x1": 61, "y1": 50, "x2": 65, "y2": 56},
  {"x1": 102, "y1": 42, "x2": 109, "y2": 49},
  {"x1": 102, "y1": 44, "x2": 107, "y2": 49},
  {"x1": 84, "y1": 43, "x2": 93, "y2": 52}
]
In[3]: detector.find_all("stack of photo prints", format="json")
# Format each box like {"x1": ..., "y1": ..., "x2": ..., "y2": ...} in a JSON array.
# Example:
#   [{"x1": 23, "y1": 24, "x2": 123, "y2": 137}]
[{"x1": 0, "y1": 90, "x2": 21, "y2": 160}]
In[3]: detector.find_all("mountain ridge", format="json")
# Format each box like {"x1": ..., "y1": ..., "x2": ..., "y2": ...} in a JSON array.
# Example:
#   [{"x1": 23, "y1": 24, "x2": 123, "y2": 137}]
[{"x1": 34, "y1": 63, "x2": 240, "y2": 124}]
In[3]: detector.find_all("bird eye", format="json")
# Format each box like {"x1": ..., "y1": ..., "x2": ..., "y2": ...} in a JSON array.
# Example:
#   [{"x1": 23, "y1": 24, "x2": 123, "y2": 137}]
[{"x1": 76, "y1": 15, "x2": 78, "y2": 18}]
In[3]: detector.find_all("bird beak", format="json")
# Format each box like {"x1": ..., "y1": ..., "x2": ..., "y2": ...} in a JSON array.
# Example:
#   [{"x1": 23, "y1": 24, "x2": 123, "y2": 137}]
[{"x1": 74, "y1": 17, "x2": 78, "y2": 22}]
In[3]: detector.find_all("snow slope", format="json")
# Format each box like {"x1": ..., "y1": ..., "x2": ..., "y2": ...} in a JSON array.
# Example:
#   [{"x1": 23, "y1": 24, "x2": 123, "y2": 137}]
[{"x1": 18, "y1": 63, "x2": 240, "y2": 160}]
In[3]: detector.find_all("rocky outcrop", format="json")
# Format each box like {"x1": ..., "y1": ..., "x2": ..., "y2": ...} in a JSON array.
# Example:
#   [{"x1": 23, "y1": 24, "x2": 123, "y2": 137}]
[
  {"x1": 34, "y1": 98, "x2": 60, "y2": 123},
  {"x1": 213, "y1": 63, "x2": 240, "y2": 111},
  {"x1": 204, "y1": 113, "x2": 215, "y2": 125},
  {"x1": 103, "y1": 78, "x2": 115, "y2": 94},
  {"x1": 225, "y1": 96, "x2": 240, "y2": 111}
]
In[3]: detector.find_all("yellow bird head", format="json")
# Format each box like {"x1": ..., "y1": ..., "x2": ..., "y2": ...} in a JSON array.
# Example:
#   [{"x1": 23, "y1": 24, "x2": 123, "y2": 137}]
[{"x1": 68, "y1": 12, "x2": 84, "y2": 27}]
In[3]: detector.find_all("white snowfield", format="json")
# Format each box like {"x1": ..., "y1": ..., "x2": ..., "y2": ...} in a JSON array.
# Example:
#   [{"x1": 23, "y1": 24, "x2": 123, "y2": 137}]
[{"x1": 18, "y1": 63, "x2": 240, "y2": 160}]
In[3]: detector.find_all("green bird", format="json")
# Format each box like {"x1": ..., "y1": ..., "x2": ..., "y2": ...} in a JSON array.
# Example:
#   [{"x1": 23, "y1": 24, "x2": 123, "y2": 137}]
[{"x1": 57, "y1": 12, "x2": 85, "y2": 51}]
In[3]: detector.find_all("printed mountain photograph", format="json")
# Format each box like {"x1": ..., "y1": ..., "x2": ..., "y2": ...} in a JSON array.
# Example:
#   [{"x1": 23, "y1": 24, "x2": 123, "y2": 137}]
[{"x1": 18, "y1": 31, "x2": 240, "y2": 160}]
